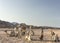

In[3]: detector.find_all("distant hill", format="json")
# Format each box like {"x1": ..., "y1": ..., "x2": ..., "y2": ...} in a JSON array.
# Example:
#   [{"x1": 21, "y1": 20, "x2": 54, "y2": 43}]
[
  {"x1": 0, "y1": 20, "x2": 60, "y2": 29},
  {"x1": 0, "y1": 20, "x2": 14, "y2": 28},
  {"x1": 12, "y1": 22, "x2": 20, "y2": 27}
]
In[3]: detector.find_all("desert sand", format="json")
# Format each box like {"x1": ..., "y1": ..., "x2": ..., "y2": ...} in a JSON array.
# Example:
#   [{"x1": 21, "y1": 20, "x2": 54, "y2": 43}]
[{"x1": 0, "y1": 29, "x2": 60, "y2": 43}]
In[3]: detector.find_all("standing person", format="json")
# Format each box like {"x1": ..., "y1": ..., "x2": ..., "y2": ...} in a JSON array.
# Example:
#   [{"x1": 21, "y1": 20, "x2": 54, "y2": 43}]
[
  {"x1": 24, "y1": 26, "x2": 33, "y2": 43},
  {"x1": 21, "y1": 26, "x2": 26, "y2": 36},
  {"x1": 51, "y1": 30, "x2": 55, "y2": 41},
  {"x1": 55, "y1": 34, "x2": 59, "y2": 42},
  {"x1": 17, "y1": 25, "x2": 21, "y2": 39},
  {"x1": 40, "y1": 28, "x2": 44, "y2": 40}
]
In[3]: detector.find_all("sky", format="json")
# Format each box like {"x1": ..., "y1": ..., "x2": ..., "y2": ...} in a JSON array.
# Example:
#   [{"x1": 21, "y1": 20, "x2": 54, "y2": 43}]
[{"x1": 0, "y1": 0, "x2": 60, "y2": 27}]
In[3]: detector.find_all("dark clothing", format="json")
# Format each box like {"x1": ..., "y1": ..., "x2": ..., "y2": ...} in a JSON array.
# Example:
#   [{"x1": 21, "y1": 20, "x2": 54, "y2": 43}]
[{"x1": 40, "y1": 34, "x2": 43, "y2": 40}]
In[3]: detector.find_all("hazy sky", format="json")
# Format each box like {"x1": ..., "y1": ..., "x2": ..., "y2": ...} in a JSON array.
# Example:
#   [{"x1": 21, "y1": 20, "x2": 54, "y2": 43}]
[{"x1": 0, "y1": 0, "x2": 60, "y2": 27}]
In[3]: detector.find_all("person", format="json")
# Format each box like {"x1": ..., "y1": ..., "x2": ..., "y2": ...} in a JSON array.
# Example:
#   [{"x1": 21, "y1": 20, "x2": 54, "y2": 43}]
[
  {"x1": 16, "y1": 24, "x2": 21, "y2": 39},
  {"x1": 18, "y1": 27, "x2": 21, "y2": 39},
  {"x1": 51, "y1": 30, "x2": 55, "y2": 41},
  {"x1": 40, "y1": 34, "x2": 43, "y2": 40},
  {"x1": 40, "y1": 28, "x2": 43, "y2": 40},
  {"x1": 24, "y1": 32, "x2": 31, "y2": 43},
  {"x1": 51, "y1": 31, "x2": 59, "y2": 42},
  {"x1": 55, "y1": 34, "x2": 59, "y2": 42}
]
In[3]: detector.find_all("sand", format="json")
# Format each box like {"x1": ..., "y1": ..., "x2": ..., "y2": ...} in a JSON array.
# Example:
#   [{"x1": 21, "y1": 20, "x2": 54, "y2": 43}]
[{"x1": 0, "y1": 29, "x2": 60, "y2": 43}]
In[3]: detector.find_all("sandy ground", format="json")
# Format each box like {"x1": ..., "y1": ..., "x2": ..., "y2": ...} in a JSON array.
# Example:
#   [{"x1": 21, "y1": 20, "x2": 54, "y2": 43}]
[{"x1": 0, "y1": 29, "x2": 60, "y2": 43}]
